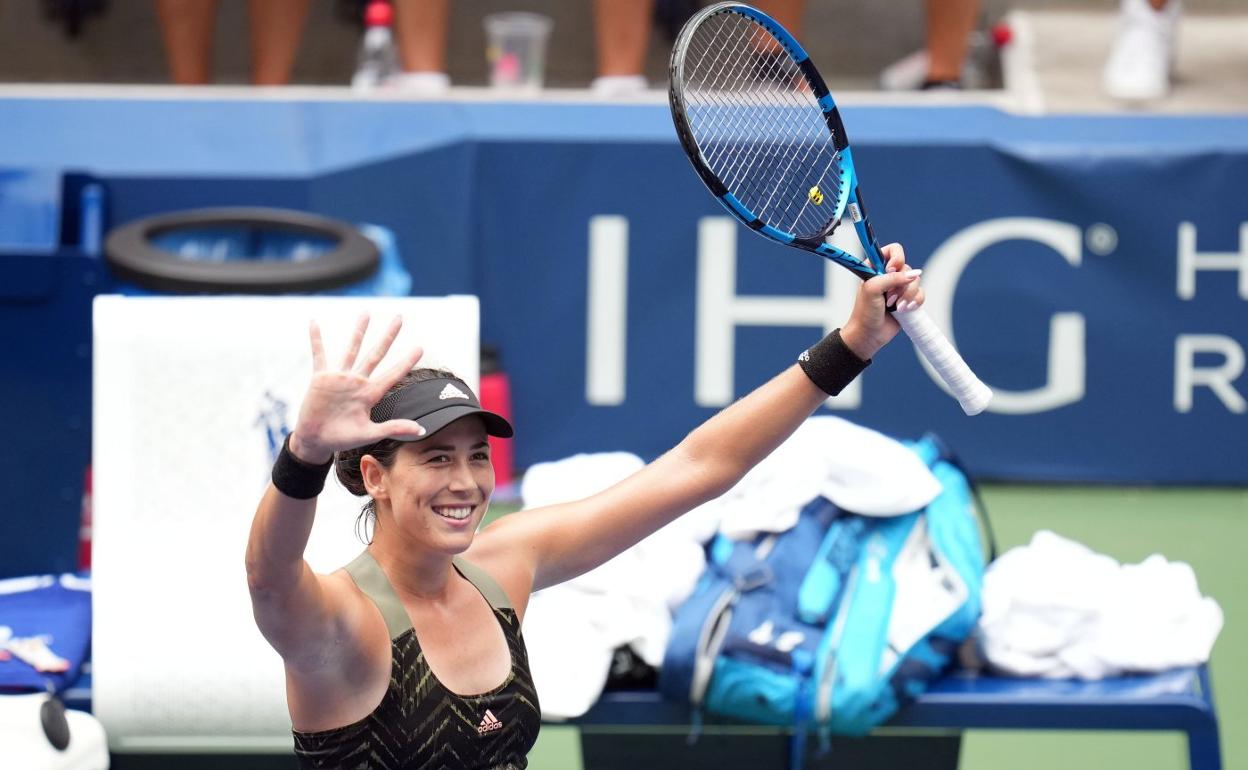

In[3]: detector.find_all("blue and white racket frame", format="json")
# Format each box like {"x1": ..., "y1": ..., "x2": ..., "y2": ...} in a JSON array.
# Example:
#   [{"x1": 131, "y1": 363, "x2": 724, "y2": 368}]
[{"x1": 669, "y1": 2, "x2": 992, "y2": 415}]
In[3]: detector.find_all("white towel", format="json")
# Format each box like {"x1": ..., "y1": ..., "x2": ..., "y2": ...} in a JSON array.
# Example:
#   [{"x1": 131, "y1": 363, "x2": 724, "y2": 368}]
[
  {"x1": 978, "y1": 530, "x2": 1224, "y2": 679},
  {"x1": 520, "y1": 452, "x2": 692, "y2": 719},
  {"x1": 710, "y1": 416, "x2": 942, "y2": 540}
]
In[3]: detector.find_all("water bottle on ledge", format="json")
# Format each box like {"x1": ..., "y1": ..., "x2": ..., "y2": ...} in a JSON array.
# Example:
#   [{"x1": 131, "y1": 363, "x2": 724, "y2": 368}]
[{"x1": 352, "y1": 1, "x2": 399, "y2": 91}]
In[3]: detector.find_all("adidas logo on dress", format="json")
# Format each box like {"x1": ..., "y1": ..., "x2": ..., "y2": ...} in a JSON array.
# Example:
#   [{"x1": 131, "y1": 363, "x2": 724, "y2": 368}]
[
  {"x1": 439, "y1": 383, "x2": 470, "y2": 400},
  {"x1": 477, "y1": 709, "x2": 503, "y2": 735}
]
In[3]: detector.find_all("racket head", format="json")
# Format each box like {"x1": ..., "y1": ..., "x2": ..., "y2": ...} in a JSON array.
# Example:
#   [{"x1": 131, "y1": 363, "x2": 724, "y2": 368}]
[{"x1": 669, "y1": 2, "x2": 881, "y2": 278}]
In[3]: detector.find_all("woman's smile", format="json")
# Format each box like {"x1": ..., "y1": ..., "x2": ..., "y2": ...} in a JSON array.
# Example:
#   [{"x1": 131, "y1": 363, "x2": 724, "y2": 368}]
[{"x1": 432, "y1": 504, "x2": 476, "y2": 522}]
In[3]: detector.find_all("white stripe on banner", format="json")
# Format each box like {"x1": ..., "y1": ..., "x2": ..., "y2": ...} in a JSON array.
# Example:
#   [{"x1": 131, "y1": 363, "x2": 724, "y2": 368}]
[
  {"x1": 696, "y1": 217, "x2": 859, "y2": 408},
  {"x1": 586, "y1": 216, "x2": 629, "y2": 406}
]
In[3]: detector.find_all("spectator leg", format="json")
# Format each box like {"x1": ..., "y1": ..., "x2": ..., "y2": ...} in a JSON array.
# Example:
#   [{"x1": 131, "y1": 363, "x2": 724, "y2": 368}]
[
  {"x1": 393, "y1": 0, "x2": 450, "y2": 74},
  {"x1": 153, "y1": 0, "x2": 220, "y2": 85},
  {"x1": 593, "y1": 0, "x2": 655, "y2": 77},
  {"x1": 246, "y1": 0, "x2": 311, "y2": 85},
  {"x1": 756, "y1": 0, "x2": 806, "y2": 37},
  {"x1": 924, "y1": 0, "x2": 979, "y2": 83}
]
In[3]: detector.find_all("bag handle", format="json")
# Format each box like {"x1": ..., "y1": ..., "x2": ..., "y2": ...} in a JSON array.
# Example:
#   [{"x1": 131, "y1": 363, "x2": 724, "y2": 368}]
[{"x1": 921, "y1": 432, "x2": 998, "y2": 563}]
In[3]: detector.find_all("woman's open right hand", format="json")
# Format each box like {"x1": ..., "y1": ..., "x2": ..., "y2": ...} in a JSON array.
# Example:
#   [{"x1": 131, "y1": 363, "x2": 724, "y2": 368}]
[{"x1": 287, "y1": 314, "x2": 427, "y2": 464}]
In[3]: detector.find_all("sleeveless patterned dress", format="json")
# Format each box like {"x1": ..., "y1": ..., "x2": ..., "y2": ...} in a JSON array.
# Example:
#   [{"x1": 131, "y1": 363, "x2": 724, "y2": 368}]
[{"x1": 293, "y1": 551, "x2": 541, "y2": 769}]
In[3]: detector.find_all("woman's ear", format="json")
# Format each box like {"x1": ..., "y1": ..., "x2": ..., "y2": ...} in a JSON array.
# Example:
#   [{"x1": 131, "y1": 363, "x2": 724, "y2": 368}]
[{"x1": 360, "y1": 454, "x2": 388, "y2": 501}]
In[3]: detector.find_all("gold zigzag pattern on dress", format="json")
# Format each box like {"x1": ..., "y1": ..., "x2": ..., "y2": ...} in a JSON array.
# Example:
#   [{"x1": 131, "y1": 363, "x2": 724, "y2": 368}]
[{"x1": 294, "y1": 607, "x2": 541, "y2": 769}]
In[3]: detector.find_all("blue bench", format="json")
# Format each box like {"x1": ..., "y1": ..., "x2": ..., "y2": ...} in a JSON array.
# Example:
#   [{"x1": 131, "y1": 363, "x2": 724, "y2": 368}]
[
  {"x1": 571, "y1": 665, "x2": 1221, "y2": 770},
  {"x1": 62, "y1": 665, "x2": 1220, "y2": 769}
]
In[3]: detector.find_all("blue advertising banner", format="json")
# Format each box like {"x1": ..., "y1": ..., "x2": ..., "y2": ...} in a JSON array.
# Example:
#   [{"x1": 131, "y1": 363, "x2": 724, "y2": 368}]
[
  {"x1": 467, "y1": 134, "x2": 1247, "y2": 484},
  {"x1": 0, "y1": 97, "x2": 1245, "y2": 523}
]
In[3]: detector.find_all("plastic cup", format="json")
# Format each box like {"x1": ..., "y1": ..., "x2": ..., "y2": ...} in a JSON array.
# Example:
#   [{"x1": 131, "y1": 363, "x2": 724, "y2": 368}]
[{"x1": 484, "y1": 12, "x2": 553, "y2": 92}]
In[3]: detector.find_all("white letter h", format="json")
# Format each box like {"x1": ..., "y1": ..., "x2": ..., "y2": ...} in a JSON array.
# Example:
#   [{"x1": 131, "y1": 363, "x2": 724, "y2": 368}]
[{"x1": 695, "y1": 217, "x2": 860, "y2": 408}]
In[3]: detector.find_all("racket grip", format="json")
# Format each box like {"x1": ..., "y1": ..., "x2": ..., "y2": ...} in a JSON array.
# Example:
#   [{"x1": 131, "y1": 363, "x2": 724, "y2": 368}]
[{"x1": 895, "y1": 306, "x2": 992, "y2": 416}]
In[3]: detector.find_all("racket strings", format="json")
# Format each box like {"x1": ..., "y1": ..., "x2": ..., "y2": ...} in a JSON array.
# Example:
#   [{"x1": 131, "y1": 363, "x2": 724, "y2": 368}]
[
  {"x1": 678, "y1": 11, "x2": 845, "y2": 239},
  {"x1": 689, "y1": 24, "x2": 809, "y2": 202},
  {"x1": 711, "y1": 31, "x2": 811, "y2": 216},
  {"x1": 684, "y1": 22, "x2": 771, "y2": 177}
]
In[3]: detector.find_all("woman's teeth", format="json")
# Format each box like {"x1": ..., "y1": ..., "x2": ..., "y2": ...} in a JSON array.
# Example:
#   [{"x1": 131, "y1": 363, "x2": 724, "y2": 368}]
[{"x1": 434, "y1": 506, "x2": 473, "y2": 521}]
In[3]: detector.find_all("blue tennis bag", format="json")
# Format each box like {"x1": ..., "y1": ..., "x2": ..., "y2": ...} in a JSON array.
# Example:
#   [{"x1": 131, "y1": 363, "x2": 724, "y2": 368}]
[{"x1": 660, "y1": 434, "x2": 987, "y2": 743}]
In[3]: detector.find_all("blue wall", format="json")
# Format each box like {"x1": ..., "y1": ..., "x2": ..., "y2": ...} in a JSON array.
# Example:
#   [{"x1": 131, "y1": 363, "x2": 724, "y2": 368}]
[{"x1": 1, "y1": 96, "x2": 1245, "y2": 576}]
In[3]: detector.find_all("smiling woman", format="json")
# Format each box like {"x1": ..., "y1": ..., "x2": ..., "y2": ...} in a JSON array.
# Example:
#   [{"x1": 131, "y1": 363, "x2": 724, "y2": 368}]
[
  {"x1": 333, "y1": 367, "x2": 511, "y2": 543},
  {"x1": 244, "y1": 247, "x2": 922, "y2": 769},
  {"x1": 245, "y1": 315, "x2": 543, "y2": 769}
]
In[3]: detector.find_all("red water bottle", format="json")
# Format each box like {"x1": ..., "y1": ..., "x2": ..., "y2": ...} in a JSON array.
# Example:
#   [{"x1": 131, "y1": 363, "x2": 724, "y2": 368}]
[
  {"x1": 79, "y1": 466, "x2": 92, "y2": 571},
  {"x1": 478, "y1": 346, "x2": 515, "y2": 496}
]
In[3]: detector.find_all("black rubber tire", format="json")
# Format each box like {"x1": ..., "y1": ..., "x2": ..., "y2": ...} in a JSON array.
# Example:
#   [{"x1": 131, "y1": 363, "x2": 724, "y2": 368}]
[{"x1": 104, "y1": 207, "x2": 379, "y2": 294}]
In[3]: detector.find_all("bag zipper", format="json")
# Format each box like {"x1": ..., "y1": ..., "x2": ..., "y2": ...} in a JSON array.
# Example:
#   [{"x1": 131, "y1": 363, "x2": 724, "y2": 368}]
[
  {"x1": 690, "y1": 534, "x2": 777, "y2": 707},
  {"x1": 814, "y1": 563, "x2": 860, "y2": 726},
  {"x1": 690, "y1": 586, "x2": 737, "y2": 706}
]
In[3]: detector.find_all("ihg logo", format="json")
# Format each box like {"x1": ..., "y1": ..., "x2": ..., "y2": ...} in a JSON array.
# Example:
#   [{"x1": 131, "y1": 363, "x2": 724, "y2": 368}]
[{"x1": 583, "y1": 216, "x2": 1246, "y2": 415}]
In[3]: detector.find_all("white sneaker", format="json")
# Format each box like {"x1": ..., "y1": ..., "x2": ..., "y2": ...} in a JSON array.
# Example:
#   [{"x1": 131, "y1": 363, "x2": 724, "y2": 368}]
[
  {"x1": 879, "y1": 49, "x2": 929, "y2": 91},
  {"x1": 388, "y1": 71, "x2": 451, "y2": 95},
  {"x1": 1102, "y1": 0, "x2": 1181, "y2": 101},
  {"x1": 589, "y1": 75, "x2": 649, "y2": 99}
]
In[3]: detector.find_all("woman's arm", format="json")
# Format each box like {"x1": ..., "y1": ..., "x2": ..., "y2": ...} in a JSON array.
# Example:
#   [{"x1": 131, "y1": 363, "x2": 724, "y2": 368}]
[
  {"x1": 245, "y1": 314, "x2": 425, "y2": 669},
  {"x1": 245, "y1": 448, "x2": 342, "y2": 671},
  {"x1": 475, "y1": 245, "x2": 924, "y2": 591}
]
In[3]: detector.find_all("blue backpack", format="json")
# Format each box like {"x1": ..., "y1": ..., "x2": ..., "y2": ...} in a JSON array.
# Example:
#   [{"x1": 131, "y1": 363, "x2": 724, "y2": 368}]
[{"x1": 660, "y1": 434, "x2": 989, "y2": 759}]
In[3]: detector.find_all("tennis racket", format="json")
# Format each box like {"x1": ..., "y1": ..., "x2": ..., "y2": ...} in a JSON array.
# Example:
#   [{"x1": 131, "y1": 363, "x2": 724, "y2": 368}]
[{"x1": 669, "y1": 2, "x2": 992, "y2": 415}]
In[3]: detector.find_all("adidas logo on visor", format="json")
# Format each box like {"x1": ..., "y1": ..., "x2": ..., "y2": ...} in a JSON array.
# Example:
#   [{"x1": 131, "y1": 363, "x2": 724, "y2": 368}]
[
  {"x1": 439, "y1": 383, "x2": 470, "y2": 401},
  {"x1": 477, "y1": 709, "x2": 503, "y2": 735}
]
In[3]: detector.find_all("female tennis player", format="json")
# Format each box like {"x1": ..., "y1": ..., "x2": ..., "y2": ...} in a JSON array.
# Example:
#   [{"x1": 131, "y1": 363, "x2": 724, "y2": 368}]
[{"x1": 245, "y1": 244, "x2": 923, "y2": 769}]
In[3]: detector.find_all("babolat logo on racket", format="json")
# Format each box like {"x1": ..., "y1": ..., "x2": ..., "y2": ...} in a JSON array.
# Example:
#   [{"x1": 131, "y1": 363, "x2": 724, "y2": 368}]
[{"x1": 808, "y1": 186, "x2": 824, "y2": 205}]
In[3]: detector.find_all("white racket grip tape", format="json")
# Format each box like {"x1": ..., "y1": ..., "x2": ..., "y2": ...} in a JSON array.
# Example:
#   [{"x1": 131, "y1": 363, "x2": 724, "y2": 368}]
[{"x1": 895, "y1": 306, "x2": 992, "y2": 415}]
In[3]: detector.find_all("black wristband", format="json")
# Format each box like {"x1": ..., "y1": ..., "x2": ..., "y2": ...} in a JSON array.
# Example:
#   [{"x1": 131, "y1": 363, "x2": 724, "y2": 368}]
[
  {"x1": 271, "y1": 434, "x2": 333, "y2": 500},
  {"x1": 797, "y1": 328, "x2": 870, "y2": 396}
]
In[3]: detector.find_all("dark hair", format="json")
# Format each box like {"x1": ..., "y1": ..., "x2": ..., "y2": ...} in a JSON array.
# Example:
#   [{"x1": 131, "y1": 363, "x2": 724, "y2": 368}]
[{"x1": 335, "y1": 366, "x2": 459, "y2": 542}]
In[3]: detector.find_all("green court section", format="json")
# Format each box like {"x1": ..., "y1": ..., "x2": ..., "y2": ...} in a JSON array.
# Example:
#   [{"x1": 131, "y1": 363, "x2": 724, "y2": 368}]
[
  {"x1": 513, "y1": 484, "x2": 1246, "y2": 770},
  {"x1": 959, "y1": 485, "x2": 1245, "y2": 770}
]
